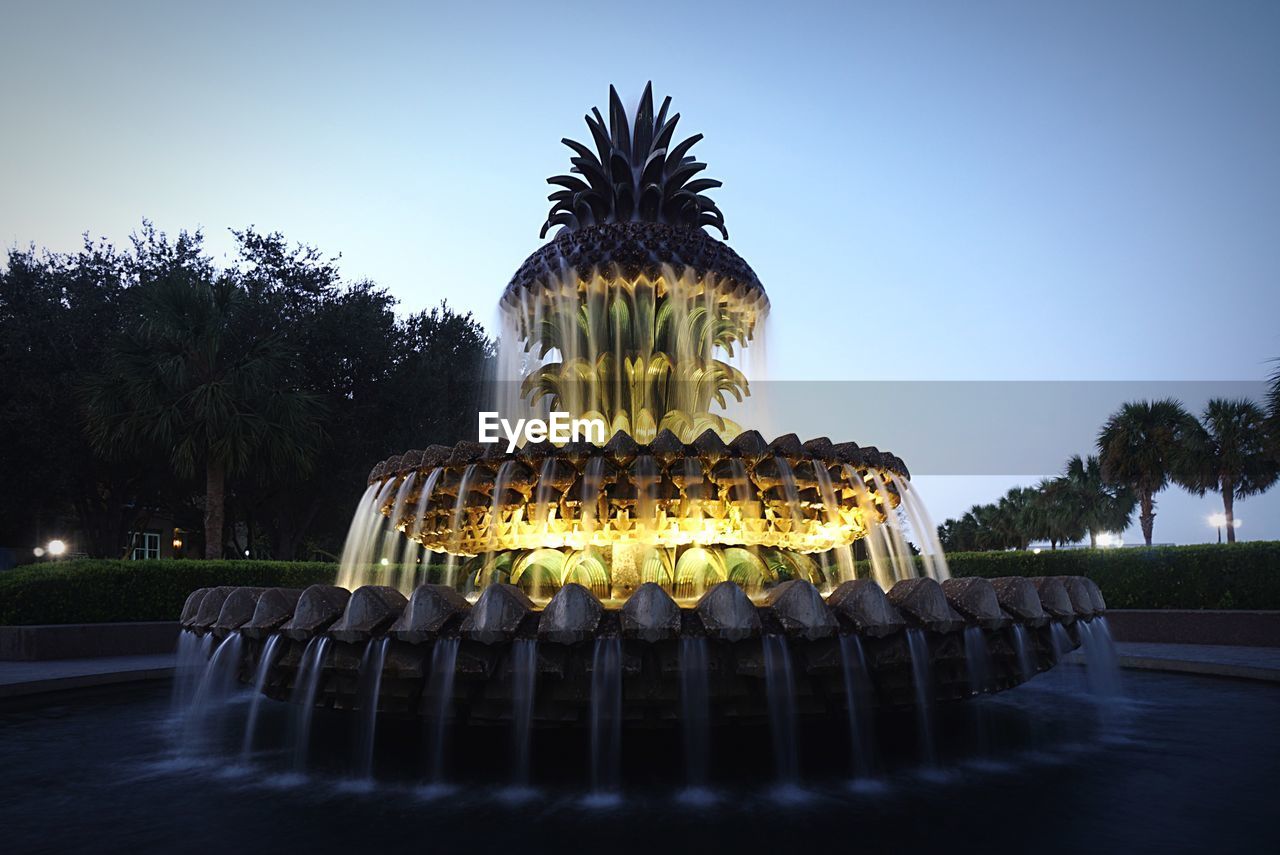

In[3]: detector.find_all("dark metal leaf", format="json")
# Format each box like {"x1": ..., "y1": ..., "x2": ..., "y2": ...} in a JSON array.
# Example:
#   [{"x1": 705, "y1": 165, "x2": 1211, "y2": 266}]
[
  {"x1": 561, "y1": 138, "x2": 598, "y2": 164},
  {"x1": 664, "y1": 134, "x2": 702, "y2": 174},
  {"x1": 586, "y1": 109, "x2": 612, "y2": 163},
  {"x1": 547, "y1": 174, "x2": 591, "y2": 193},
  {"x1": 683, "y1": 178, "x2": 722, "y2": 194},
  {"x1": 639, "y1": 149, "x2": 666, "y2": 188},
  {"x1": 608, "y1": 85, "x2": 631, "y2": 159},
  {"x1": 652, "y1": 113, "x2": 681, "y2": 154},
  {"x1": 639, "y1": 183, "x2": 662, "y2": 220},
  {"x1": 614, "y1": 181, "x2": 634, "y2": 222},
  {"x1": 654, "y1": 95, "x2": 672, "y2": 133},
  {"x1": 610, "y1": 151, "x2": 633, "y2": 186},
  {"x1": 664, "y1": 161, "x2": 706, "y2": 190},
  {"x1": 632, "y1": 81, "x2": 655, "y2": 156},
  {"x1": 697, "y1": 212, "x2": 728, "y2": 239}
]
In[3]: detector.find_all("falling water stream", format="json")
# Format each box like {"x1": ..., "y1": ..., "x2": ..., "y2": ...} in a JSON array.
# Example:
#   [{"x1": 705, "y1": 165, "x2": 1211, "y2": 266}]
[
  {"x1": 762, "y1": 635, "x2": 799, "y2": 788},
  {"x1": 354, "y1": 638, "x2": 390, "y2": 781},
  {"x1": 425, "y1": 638, "x2": 461, "y2": 785},
  {"x1": 171, "y1": 632, "x2": 213, "y2": 716},
  {"x1": 963, "y1": 627, "x2": 993, "y2": 761},
  {"x1": 838, "y1": 634, "x2": 876, "y2": 780},
  {"x1": 905, "y1": 628, "x2": 936, "y2": 767},
  {"x1": 180, "y1": 633, "x2": 244, "y2": 755},
  {"x1": 510, "y1": 639, "x2": 538, "y2": 789},
  {"x1": 679, "y1": 637, "x2": 711, "y2": 791},
  {"x1": 240, "y1": 634, "x2": 284, "y2": 762},
  {"x1": 291, "y1": 637, "x2": 331, "y2": 773},
  {"x1": 1078, "y1": 618, "x2": 1123, "y2": 697},
  {"x1": 1011, "y1": 624, "x2": 1037, "y2": 682},
  {"x1": 589, "y1": 636, "x2": 623, "y2": 800}
]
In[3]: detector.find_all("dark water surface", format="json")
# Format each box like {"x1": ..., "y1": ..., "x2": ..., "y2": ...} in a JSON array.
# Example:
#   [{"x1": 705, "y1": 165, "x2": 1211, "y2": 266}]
[{"x1": 1, "y1": 667, "x2": 1277, "y2": 854}]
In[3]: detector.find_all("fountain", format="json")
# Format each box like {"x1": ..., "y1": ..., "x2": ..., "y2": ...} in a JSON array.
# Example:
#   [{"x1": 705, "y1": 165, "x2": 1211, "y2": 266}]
[{"x1": 175, "y1": 83, "x2": 1114, "y2": 786}]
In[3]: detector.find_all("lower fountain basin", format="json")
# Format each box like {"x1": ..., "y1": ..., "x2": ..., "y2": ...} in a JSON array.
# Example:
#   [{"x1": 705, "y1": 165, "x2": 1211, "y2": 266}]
[{"x1": 179, "y1": 575, "x2": 1102, "y2": 726}]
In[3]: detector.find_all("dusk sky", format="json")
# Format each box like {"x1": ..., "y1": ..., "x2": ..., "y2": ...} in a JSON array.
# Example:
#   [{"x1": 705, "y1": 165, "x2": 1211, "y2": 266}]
[{"x1": 3, "y1": 0, "x2": 1277, "y2": 543}]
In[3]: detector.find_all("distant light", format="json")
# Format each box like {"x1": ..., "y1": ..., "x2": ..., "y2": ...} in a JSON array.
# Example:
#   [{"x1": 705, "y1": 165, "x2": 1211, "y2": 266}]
[
  {"x1": 1032, "y1": 548, "x2": 1042, "y2": 555},
  {"x1": 47, "y1": 539, "x2": 67, "y2": 557},
  {"x1": 33, "y1": 547, "x2": 45, "y2": 557},
  {"x1": 1095, "y1": 532, "x2": 1122, "y2": 548},
  {"x1": 244, "y1": 550, "x2": 250, "y2": 557},
  {"x1": 380, "y1": 558, "x2": 390, "y2": 566},
  {"x1": 1208, "y1": 514, "x2": 1242, "y2": 529}
]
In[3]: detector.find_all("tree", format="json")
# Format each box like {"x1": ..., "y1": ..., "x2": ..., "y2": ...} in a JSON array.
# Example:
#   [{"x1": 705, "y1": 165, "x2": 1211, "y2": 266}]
[
  {"x1": 1181, "y1": 398, "x2": 1278, "y2": 543},
  {"x1": 1096, "y1": 399, "x2": 1199, "y2": 546},
  {"x1": 83, "y1": 227, "x2": 324, "y2": 558},
  {"x1": 1057, "y1": 454, "x2": 1135, "y2": 547},
  {"x1": 1033, "y1": 476, "x2": 1087, "y2": 549}
]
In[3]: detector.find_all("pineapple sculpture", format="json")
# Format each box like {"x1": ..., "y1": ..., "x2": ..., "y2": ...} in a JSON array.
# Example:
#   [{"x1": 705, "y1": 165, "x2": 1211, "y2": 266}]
[{"x1": 501, "y1": 83, "x2": 769, "y2": 443}]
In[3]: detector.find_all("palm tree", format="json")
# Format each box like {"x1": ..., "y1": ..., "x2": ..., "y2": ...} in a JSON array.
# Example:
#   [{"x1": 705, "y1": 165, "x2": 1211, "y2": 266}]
[
  {"x1": 1097, "y1": 399, "x2": 1199, "y2": 546},
  {"x1": 1033, "y1": 476, "x2": 1087, "y2": 549},
  {"x1": 1268, "y1": 361, "x2": 1280, "y2": 460},
  {"x1": 1181, "y1": 398, "x2": 1278, "y2": 543},
  {"x1": 84, "y1": 272, "x2": 324, "y2": 558},
  {"x1": 1059, "y1": 454, "x2": 1135, "y2": 547}
]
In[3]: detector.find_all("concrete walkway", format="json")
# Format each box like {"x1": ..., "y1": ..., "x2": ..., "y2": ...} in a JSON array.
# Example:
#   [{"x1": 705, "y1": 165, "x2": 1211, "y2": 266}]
[
  {"x1": 1067, "y1": 642, "x2": 1280, "y2": 684},
  {"x1": 0, "y1": 654, "x2": 175, "y2": 699}
]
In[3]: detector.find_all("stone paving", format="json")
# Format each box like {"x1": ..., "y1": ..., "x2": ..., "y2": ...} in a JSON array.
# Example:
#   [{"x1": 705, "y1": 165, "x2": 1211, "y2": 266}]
[{"x1": 0, "y1": 654, "x2": 175, "y2": 698}]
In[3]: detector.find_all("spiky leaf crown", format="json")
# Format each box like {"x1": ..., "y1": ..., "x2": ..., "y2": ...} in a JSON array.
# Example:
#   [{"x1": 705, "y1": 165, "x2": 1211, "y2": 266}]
[{"x1": 541, "y1": 83, "x2": 727, "y2": 240}]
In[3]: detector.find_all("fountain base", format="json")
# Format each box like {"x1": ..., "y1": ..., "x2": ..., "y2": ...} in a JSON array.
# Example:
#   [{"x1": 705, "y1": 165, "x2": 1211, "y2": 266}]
[{"x1": 178, "y1": 575, "x2": 1105, "y2": 726}]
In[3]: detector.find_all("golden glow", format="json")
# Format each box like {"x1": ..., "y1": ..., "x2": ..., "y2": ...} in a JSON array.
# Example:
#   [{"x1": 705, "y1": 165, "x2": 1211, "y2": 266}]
[{"x1": 376, "y1": 463, "x2": 899, "y2": 557}]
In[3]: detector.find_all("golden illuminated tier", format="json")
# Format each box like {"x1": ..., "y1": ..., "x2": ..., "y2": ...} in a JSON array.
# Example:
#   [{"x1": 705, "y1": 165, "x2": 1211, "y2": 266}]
[
  {"x1": 367, "y1": 429, "x2": 910, "y2": 560},
  {"x1": 496, "y1": 222, "x2": 769, "y2": 443}
]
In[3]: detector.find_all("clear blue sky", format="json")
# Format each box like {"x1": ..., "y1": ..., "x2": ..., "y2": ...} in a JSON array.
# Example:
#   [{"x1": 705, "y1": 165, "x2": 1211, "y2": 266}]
[{"x1": 3, "y1": 0, "x2": 1278, "y2": 542}]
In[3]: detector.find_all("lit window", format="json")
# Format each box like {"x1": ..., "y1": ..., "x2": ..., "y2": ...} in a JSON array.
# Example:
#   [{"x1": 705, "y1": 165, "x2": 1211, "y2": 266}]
[{"x1": 129, "y1": 531, "x2": 161, "y2": 560}]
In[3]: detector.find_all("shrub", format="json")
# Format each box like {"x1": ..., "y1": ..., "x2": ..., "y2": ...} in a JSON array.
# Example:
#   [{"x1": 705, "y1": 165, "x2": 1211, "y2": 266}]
[
  {"x1": 0, "y1": 560, "x2": 337, "y2": 625},
  {"x1": 944, "y1": 542, "x2": 1280, "y2": 610}
]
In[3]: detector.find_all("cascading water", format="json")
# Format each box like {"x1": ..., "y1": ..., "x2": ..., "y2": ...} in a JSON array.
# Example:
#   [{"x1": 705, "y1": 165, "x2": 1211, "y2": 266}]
[
  {"x1": 964, "y1": 627, "x2": 991, "y2": 695},
  {"x1": 291, "y1": 636, "x2": 331, "y2": 773},
  {"x1": 1011, "y1": 624, "x2": 1037, "y2": 681},
  {"x1": 1078, "y1": 618, "x2": 1122, "y2": 697},
  {"x1": 963, "y1": 626, "x2": 993, "y2": 762},
  {"x1": 905, "y1": 628, "x2": 936, "y2": 766},
  {"x1": 180, "y1": 632, "x2": 244, "y2": 755},
  {"x1": 838, "y1": 634, "x2": 876, "y2": 780},
  {"x1": 424, "y1": 638, "x2": 460, "y2": 785},
  {"x1": 1050, "y1": 623, "x2": 1073, "y2": 663},
  {"x1": 762, "y1": 635, "x2": 799, "y2": 788},
  {"x1": 353, "y1": 637, "x2": 389, "y2": 781},
  {"x1": 240, "y1": 634, "x2": 284, "y2": 762},
  {"x1": 172, "y1": 631, "x2": 213, "y2": 716},
  {"x1": 588, "y1": 636, "x2": 623, "y2": 800},
  {"x1": 679, "y1": 636, "x2": 711, "y2": 791},
  {"x1": 510, "y1": 638, "x2": 538, "y2": 789}
]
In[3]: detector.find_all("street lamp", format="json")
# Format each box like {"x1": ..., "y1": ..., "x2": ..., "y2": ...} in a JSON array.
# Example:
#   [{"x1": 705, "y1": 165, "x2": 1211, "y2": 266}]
[
  {"x1": 46, "y1": 539, "x2": 67, "y2": 557},
  {"x1": 1207, "y1": 513, "x2": 1242, "y2": 544}
]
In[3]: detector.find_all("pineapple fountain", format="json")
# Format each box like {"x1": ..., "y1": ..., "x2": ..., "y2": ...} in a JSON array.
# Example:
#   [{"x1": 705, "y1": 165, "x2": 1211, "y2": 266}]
[{"x1": 176, "y1": 84, "x2": 1111, "y2": 786}]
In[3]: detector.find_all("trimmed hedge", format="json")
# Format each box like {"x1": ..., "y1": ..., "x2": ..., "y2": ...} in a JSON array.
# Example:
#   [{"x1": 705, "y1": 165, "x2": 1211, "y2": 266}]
[
  {"x1": 3, "y1": 543, "x2": 1278, "y2": 625},
  {"x1": 945, "y1": 542, "x2": 1280, "y2": 610},
  {"x1": 0, "y1": 560, "x2": 337, "y2": 626}
]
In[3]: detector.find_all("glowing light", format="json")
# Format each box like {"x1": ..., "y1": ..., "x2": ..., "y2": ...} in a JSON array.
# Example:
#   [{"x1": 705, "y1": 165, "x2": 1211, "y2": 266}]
[
  {"x1": 1208, "y1": 513, "x2": 1242, "y2": 529},
  {"x1": 33, "y1": 547, "x2": 45, "y2": 557},
  {"x1": 380, "y1": 557, "x2": 390, "y2": 566},
  {"x1": 46, "y1": 539, "x2": 67, "y2": 557},
  {"x1": 1032, "y1": 548, "x2": 1042, "y2": 555}
]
